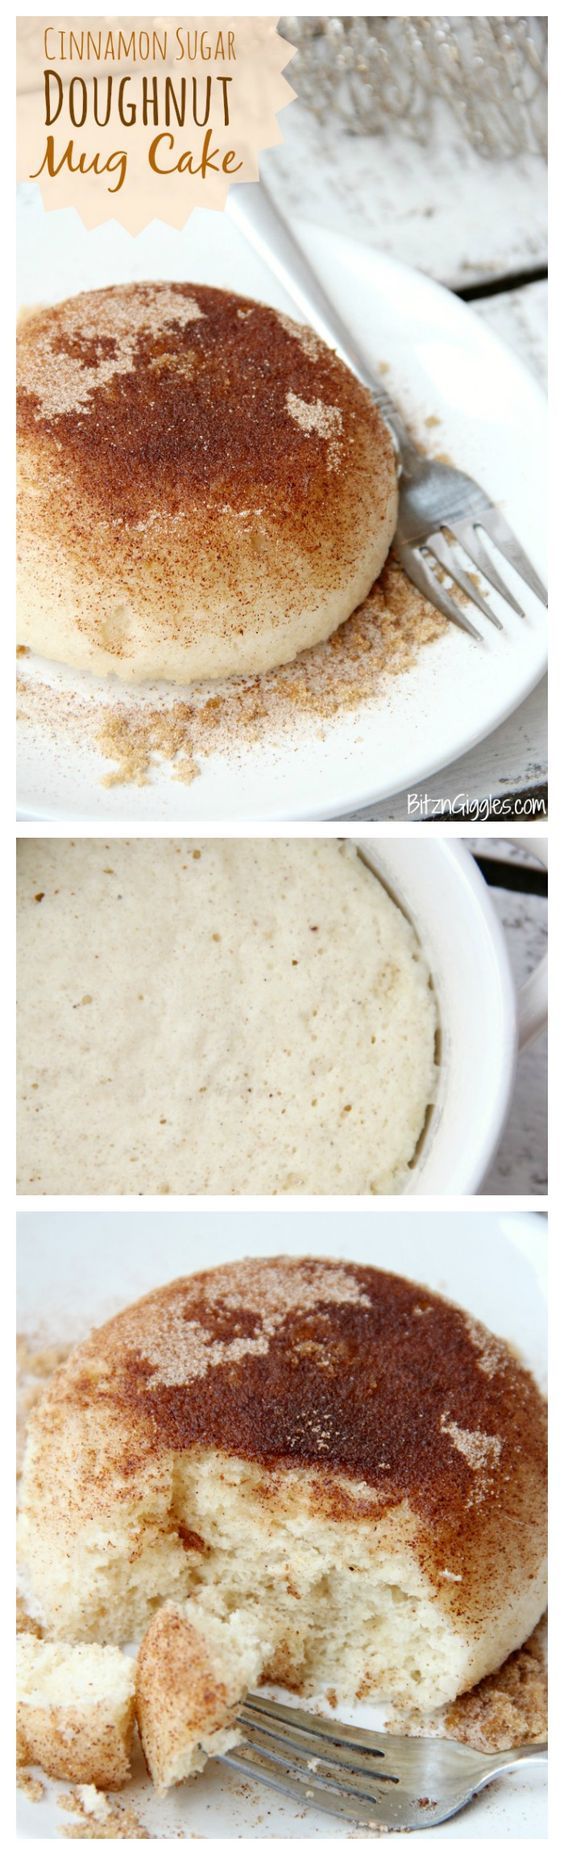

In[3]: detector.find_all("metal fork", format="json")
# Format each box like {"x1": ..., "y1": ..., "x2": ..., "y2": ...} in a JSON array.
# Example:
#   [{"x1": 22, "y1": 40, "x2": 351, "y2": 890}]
[
  {"x1": 227, "y1": 180, "x2": 547, "y2": 639},
  {"x1": 223, "y1": 1693, "x2": 547, "y2": 1831}
]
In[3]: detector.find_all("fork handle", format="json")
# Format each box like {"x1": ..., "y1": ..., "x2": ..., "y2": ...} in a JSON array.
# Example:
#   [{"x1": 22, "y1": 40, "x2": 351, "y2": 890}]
[
  {"x1": 227, "y1": 176, "x2": 412, "y2": 458},
  {"x1": 488, "y1": 1742, "x2": 548, "y2": 1776}
]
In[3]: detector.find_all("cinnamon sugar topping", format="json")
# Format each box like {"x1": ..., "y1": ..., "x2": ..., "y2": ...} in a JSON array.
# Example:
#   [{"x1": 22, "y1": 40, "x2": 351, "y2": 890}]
[
  {"x1": 286, "y1": 391, "x2": 343, "y2": 468},
  {"x1": 17, "y1": 281, "x2": 376, "y2": 525},
  {"x1": 52, "y1": 1260, "x2": 546, "y2": 1579},
  {"x1": 18, "y1": 286, "x2": 203, "y2": 420},
  {"x1": 440, "y1": 1417, "x2": 502, "y2": 1501},
  {"x1": 115, "y1": 1260, "x2": 370, "y2": 1390},
  {"x1": 463, "y1": 1313, "x2": 510, "y2": 1378}
]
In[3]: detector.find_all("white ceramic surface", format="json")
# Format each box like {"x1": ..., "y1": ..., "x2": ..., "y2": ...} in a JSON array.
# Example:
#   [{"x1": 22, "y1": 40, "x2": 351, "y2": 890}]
[
  {"x1": 16, "y1": 1209, "x2": 547, "y2": 1839},
  {"x1": 354, "y1": 838, "x2": 546, "y2": 1196},
  {"x1": 16, "y1": 189, "x2": 547, "y2": 821}
]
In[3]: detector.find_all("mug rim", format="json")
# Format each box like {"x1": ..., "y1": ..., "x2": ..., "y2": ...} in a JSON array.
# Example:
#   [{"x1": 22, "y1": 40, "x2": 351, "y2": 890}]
[{"x1": 354, "y1": 836, "x2": 518, "y2": 1196}]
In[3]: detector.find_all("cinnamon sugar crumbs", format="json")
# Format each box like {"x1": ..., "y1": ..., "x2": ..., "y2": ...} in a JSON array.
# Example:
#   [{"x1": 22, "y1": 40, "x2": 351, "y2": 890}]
[
  {"x1": 17, "y1": 560, "x2": 444, "y2": 789},
  {"x1": 17, "y1": 1769, "x2": 45, "y2": 1802},
  {"x1": 99, "y1": 710, "x2": 201, "y2": 789},
  {"x1": 57, "y1": 1788, "x2": 151, "y2": 1838},
  {"x1": 98, "y1": 562, "x2": 443, "y2": 789},
  {"x1": 387, "y1": 1619, "x2": 547, "y2": 1754},
  {"x1": 445, "y1": 1619, "x2": 547, "y2": 1752}
]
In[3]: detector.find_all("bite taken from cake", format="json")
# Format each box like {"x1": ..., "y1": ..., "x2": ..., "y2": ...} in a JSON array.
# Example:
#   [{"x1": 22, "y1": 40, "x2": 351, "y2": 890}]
[{"x1": 18, "y1": 1257, "x2": 547, "y2": 1797}]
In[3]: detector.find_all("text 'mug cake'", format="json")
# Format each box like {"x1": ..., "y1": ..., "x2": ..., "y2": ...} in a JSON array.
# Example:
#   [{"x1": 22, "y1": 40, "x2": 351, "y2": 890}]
[
  {"x1": 18, "y1": 1257, "x2": 547, "y2": 1792},
  {"x1": 17, "y1": 282, "x2": 398, "y2": 685}
]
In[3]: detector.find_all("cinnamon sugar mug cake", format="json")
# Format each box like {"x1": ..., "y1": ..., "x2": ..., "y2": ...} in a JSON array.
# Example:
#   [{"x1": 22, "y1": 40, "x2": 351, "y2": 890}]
[
  {"x1": 17, "y1": 1256, "x2": 547, "y2": 1795},
  {"x1": 16, "y1": 282, "x2": 398, "y2": 685}
]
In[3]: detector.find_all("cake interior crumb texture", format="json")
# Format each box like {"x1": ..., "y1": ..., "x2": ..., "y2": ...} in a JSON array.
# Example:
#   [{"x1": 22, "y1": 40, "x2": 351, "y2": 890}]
[{"x1": 17, "y1": 839, "x2": 438, "y2": 1195}]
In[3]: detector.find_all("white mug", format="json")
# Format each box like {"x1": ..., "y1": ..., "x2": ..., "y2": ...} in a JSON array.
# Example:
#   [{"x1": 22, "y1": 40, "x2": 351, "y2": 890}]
[{"x1": 355, "y1": 837, "x2": 547, "y2": 1195}]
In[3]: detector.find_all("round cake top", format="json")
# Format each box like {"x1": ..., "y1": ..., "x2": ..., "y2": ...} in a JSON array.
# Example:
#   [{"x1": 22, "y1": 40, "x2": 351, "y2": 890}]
[
  {"x1": 40, "y1": 1257, "x2": 546, "y2": 1563},
  {"x1": 17, "y1": 281, "x2": 390, "y2": 529}
]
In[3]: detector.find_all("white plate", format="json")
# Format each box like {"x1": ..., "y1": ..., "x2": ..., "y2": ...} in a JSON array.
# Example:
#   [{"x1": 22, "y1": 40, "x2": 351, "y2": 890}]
[
  {"x1": 17, "y1": 1209, "x2": 547, "y2": 1839},
  {"x1": 17, "y1": 190, "x2": 547, "y2": 821}
]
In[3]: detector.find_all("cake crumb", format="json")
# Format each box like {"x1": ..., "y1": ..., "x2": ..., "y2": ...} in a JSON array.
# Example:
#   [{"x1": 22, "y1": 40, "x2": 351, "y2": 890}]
[
  {"x1": 445, "y1": 1619, "x2": 547, "y2": 1752},
  {"x1": 387, "y1": 1618, "x2": 547, "y2": 1753},
  {"x1": 17, "y1": 1769, "x2": 45, "y2": 1802},
  {"x1": 57, "y1": 1786, "x2": 151, "y2": 1838},
  {"x1": 16, "y1": 1594, "x2": 43, "y2": 1638}
]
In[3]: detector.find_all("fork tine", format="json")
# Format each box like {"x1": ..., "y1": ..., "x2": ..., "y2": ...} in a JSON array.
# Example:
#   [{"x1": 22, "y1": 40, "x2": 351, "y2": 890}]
[
  {"x1": 237, "y1": 1707, "x2": 398, "y2": 1782},
  {"x1": 242, "y1": 1694, "x2": 390, "y2": 1752},
  {"x1": 451, "y1": 521, "x2": 525, "y2": 616},
  {"x1": 479, "y1": 507, "x2": 547, "y2": 605},
  {"x1": 241, "y1": 1696, "x2": 432, "y2": 1772},
  {"x1": 426, "y1": 531, "x2": 503, "y2": 629},
  {"x1": 395, "y1": 543, "x2": 482, "y2": 640},
  {"x1": 235, "y1": 1727, "x2": 396, "y2": 1803},
  {"x1": 224, "y1": 1745, "x2": 400, "y2": 1828}
]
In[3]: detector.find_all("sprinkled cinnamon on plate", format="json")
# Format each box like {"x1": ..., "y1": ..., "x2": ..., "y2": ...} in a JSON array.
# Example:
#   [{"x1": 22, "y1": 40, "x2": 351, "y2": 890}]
[
  {"x1": 17, "y1": 559, "x2": 444, "y2": 790},
  {"x1": 57, "y1": 1788, "x2": 151, "y2": 1838}
]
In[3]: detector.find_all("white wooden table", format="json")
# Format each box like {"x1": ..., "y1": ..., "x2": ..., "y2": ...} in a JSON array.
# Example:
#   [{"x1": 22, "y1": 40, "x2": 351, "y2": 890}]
[
  {"x1": 263, "y1": 105, "x2": 547, "y2": 820},
  {"x1": 469, "y1": 840, "x2": 547, "y2": 1196}
]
